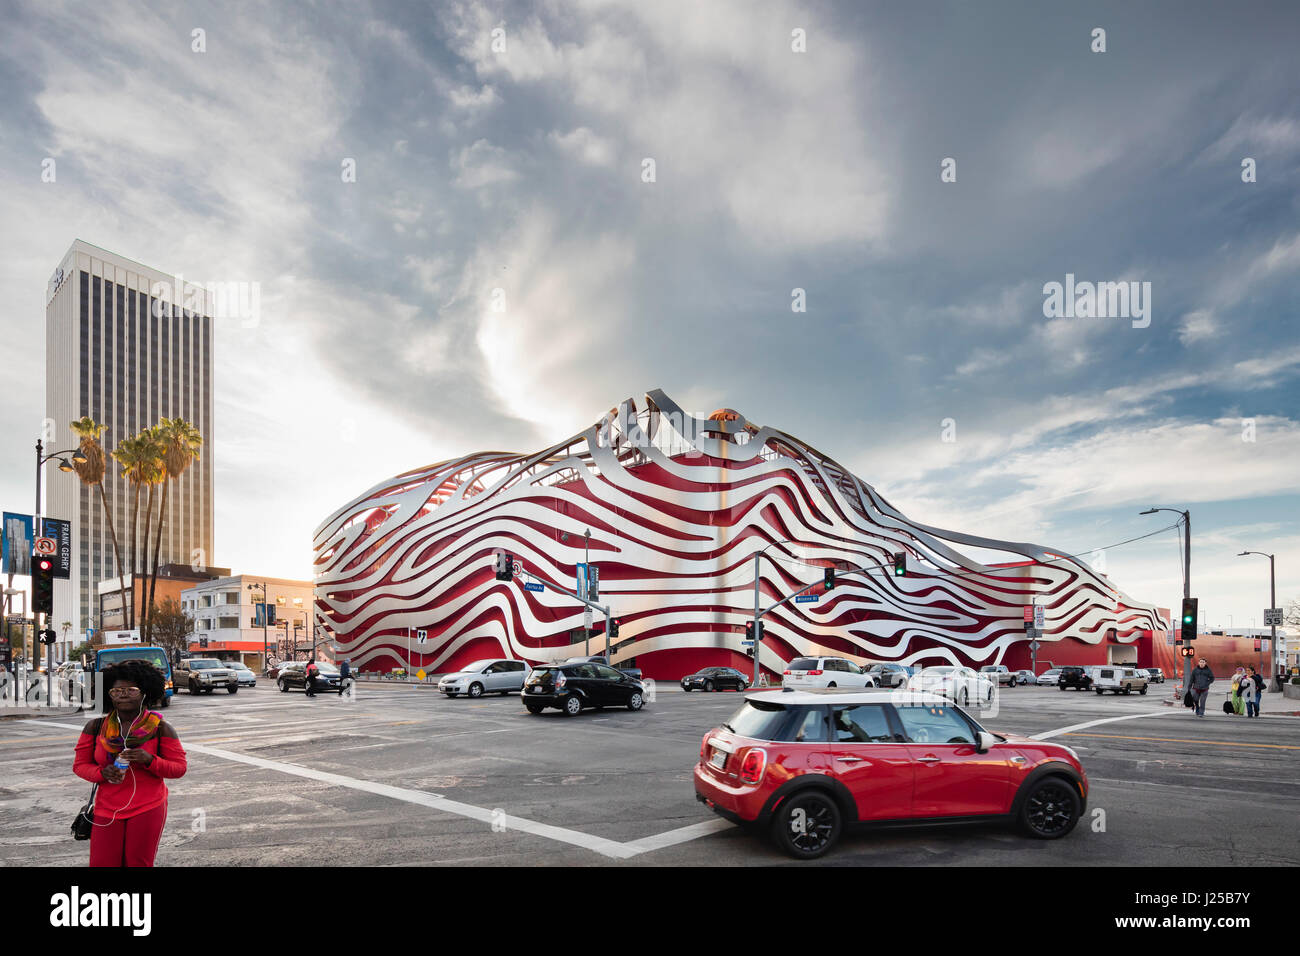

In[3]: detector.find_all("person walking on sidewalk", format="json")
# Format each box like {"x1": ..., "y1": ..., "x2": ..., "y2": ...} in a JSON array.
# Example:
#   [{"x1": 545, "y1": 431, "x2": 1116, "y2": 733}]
[
  {"x1": 1246, "y1": 666, "x2": 1264, "y2": 718},
  {"x1": 1190, "y1": 658, "x2": 1215, "y2": 717},
  {"x1": 73, "y1": 660, "x2": 188, "y2": 867},
  {"x1": 304, "y1": 657, "x2": 320, "y2": 698},
  {"x1": 338, "y1": 659, "x2": 352, "y2": 697}
]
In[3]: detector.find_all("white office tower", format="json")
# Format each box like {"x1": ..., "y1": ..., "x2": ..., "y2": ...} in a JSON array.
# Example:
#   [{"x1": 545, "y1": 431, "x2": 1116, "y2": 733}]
[{"x1": 45, "y1": 240, "x2": 215, "y2": 636}]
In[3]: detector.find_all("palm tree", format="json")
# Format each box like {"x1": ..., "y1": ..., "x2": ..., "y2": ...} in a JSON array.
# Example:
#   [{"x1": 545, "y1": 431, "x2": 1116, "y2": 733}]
[
  {"x1": 110, "y1": 432, "x2": 158, "y2": 630},
  {"x1": 144, "y1": 418, "x2": 203, "y2": 641},
  {"x1": 136, "y1": 432, "x2": 167, "y2": 638},
  {"x1": 68, "y1": 417, "x2": 126, "y2": 602}
]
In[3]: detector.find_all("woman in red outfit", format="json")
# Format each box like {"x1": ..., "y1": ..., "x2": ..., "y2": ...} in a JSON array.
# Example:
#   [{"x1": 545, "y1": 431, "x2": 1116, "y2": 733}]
[{"x1": 73, "y1": 659, "x2": 187, "y2": 867}]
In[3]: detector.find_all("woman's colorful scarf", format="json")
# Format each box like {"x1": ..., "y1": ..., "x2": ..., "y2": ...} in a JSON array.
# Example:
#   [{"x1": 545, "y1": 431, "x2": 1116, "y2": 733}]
[{"x1": 98, "y1": 708, "x2": 162, "y2": 755}]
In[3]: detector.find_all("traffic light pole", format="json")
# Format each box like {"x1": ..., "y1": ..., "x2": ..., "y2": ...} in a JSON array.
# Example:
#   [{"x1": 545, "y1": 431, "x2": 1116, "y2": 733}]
[{"x1": 509, "y1": 565, "x2": 611, "y2": 660}]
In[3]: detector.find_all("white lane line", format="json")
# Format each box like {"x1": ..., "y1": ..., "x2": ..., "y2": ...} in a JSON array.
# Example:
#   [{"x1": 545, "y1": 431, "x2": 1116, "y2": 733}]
[
  {"x1": 1031, "y1": 710, "x2": 1174, "y2": 740},
  {"x1": 621, "y1": 818, "x2": 734, "y2": 853}
]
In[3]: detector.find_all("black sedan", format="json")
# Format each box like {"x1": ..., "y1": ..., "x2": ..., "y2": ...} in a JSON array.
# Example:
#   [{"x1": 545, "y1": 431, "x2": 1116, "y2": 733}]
[
  {"x1": 680, "y1": 667, "x2": 749, "y2": 692},
  {"x1": 522, "y1": 662, "x2": 646, "y2": 716},
  {"x1": 277, "y1": 662, "x2": 342, "y2": 693}
]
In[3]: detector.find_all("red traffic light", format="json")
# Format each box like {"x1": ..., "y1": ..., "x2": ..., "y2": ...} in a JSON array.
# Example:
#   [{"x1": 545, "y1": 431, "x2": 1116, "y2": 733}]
[{"x1": 37, "y1": 559, "x2": 52, "y2": 571}]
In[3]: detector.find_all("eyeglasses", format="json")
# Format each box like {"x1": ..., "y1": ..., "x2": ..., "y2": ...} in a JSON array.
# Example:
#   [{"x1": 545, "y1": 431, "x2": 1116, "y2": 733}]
[{"x1": 108, "y1": 687, "x2": 142, "y2": 697}]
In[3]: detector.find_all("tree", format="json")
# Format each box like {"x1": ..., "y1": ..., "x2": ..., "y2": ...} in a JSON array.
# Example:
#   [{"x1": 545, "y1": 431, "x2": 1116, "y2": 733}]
[
  {"x1": 1284, "y1": 599, "x2": 1299, "y2": 627},
  {"x1": 149, "y1": 598, "x2": 194, "y2": 661},
  {"x1": 69, "y1": 639, "x2": 94, "y2": 664},
  {"x1": 144, "y1": 418, "x2": 203, "y2": 642},
  {"x1": 69, "y1": 418, "x2": 126, "y2": 592},
  {"x1": 110, "y1": 430, "x2": 162, "y2": 630}
]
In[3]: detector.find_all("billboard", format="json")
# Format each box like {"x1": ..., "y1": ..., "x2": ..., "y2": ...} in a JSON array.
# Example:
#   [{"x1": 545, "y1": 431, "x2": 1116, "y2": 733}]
[
  {"x1": 40, "y1": 518, "x2": 72, "y2": 579},
  {"x1": 2, "y1": 513, "x2": 34, "y2": 576}
]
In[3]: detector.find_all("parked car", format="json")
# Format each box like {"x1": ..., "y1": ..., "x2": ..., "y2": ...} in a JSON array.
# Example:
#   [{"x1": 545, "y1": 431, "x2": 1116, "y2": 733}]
[
  {"x1": 1014, "y1": 670, "x2": 1037, "y2": 686},
  {"x1": 907, "y1": 666, "x2": 995, "y2": 708},
  {"x1": 438, "y1": 659, "x2": 529, "y2": 697},
  {"x1": 681, "y1": 667, "x2": 750, "y2": 692},
  {"x1": 1145, "y1": 668, "x2": 1165, "y2": 684},
  {"x1": 1092, "y1": 666, "x2": 1149, "y2": 695},
  {"x1": 225, "y1": 661, "x2": 256, "y2": 686},
  {"x1": 694, "y1": 688, "x2": 1089, "y2": 858},
  {"x1": 1057, "y1": 666, "x2": 1093, "y2": 691},
  {"x1": 980, "y1": 664, "x2": 1019, "y2": 687},
  {"x1": 174, "y1": 657, "x2": 239, "y2": 695},
  {"x1": 267, "y1": 660, "x2": 295, "y2": 679},
  {"x1": 277, "y1": 661, "x2": 341, "y2": 693},
  {"x1": 866, "y1": 663, "x2": 913, "y2": 688},
  {"x1": 1037, "y1": 668, "x2": 1062, "y2": 686},
  {"x1": 522, "y1": 661, "x2": 646, "y2": 715},
  {"x1": 782, "y1": 657, "x2": 878, "y2": 689}
]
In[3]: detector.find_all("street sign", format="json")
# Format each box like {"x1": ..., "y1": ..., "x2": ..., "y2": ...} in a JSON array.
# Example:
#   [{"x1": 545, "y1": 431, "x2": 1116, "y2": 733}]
[
  {"x1": 1025, "y1": 625, "x2": 1037, "y2": 641},
  {"x1": 33, "y1": 536, "x2": 57, "y2": 556},
  {"x1": 415, "y1": 629, "x2": 428, "y2": 644},
  {"x1": 1264, "y1": 608, "x2": 1283, "y2": 626},
  {"x1": 524, "y1": 582, "x2": 544, "y2": 593},
  {"x1": 795, "y1": 594, "x2": 819, "y2": 604},
  {"x1": 1028, "y1": 640, "x2": 1040, "y2": 651},
  {"x1": 584, "y1": 607, "x2": 593, "y2": 630},
  {"x1": 1033, "y1": 605, "x2": 1045, "y2": 629},
  {"x1": 1023, "y1": 605, "x2": 1033, "y2": 622},
  {"x1": 741, "y1": 640, "x2": 754, "y2": 646}
]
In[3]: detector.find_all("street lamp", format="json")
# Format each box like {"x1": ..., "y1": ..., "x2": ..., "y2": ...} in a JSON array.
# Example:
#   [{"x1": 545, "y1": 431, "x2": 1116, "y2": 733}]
[
  {"x1": 34, "y1": 440, "x2": 89, "y2": 699},
  {"x1": 247, "y1": 582, "x2": 268, "y2": 673},
  {"x1": 750, "y1": 538, "x2": 812, "y2": 684},
  {"x1": 1140, "y1": 507, "x2": 1191, "y2": 696},
  {"x1": 1237, "y1": 551, "x2": 1277, "y2": 685}
]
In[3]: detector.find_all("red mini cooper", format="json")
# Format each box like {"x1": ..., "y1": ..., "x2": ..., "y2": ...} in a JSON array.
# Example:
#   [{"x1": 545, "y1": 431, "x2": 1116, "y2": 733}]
[{"x1": 694, "y1": 688, "x2": 1088, "y2": 858}]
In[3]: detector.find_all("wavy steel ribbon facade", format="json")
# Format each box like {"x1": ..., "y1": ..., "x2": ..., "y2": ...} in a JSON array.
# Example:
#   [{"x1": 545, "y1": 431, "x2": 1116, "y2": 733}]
[{"x1": 312, "y1": 391, "x2": 1170, "y2": 678}]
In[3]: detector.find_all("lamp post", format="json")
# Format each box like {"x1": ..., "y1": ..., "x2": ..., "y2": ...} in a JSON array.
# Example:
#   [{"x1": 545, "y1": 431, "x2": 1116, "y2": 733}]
[
  {"x1": 247, "y1": 582, "x2": 268, "y2": 673},
  {"x1": 1140, "y1": 507, "x2": 1190, "y2": 696},
  {"x1": 1237, "y1": 551, "x2": 1276, "y2": 686},
  {"x1": 34, "y1": 440, "x2": 86, "y2": 694},
  {"x1": 750, "y1": 539, "x2": 809, "y2": 685}
]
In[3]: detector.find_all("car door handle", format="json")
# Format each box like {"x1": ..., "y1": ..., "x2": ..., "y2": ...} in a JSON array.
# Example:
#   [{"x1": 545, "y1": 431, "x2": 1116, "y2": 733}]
[
  {"x1": 916, "y1": 755, "x2": 941, "y2": 763},
  {"x1": 835, "y1": 756, "x2": 864, "y2": 763}
]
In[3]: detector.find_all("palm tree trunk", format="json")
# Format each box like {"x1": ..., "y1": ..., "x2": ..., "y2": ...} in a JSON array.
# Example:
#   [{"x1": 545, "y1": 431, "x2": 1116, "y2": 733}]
[
  {"x1": 96, "y1": 481, "x2": 126, "y2": 612},
  {"x1": 126, "y1": 483, "x2": 141, "y2": 630},
  {"x1": 139, "y1": 485, "x2": 155, "y2": 640},
  {"x1": 146, "y1": 480, "x2": 170, "y2": 643}
]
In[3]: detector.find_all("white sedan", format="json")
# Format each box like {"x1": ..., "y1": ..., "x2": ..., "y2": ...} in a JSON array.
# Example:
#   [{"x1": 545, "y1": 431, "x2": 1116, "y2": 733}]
[{"x1": 907, "y1": 665, "x2": 996, "y2": 708}]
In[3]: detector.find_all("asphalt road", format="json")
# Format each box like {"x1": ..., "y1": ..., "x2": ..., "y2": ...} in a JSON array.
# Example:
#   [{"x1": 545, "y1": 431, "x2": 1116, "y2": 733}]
[{"x1": 2, "y1": 681, "x2": 1296, "y2": 866}]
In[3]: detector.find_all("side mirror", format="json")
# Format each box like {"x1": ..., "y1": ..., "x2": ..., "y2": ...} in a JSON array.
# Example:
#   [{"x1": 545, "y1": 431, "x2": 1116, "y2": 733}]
[{"x1": 976, "y1": 731, "x2": 997, "y2": 754}]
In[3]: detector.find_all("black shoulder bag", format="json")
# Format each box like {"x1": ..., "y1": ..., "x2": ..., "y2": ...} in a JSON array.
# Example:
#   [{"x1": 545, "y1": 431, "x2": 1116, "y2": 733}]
[{"x1": 72, "y1": 717, "x2": 103, "y2": 840}]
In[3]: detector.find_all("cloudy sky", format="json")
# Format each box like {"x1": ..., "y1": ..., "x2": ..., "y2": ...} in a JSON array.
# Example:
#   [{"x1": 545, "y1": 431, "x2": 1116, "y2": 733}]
[{"x1": 1, "y1": 0, "x2": 1297, "y2": 631}]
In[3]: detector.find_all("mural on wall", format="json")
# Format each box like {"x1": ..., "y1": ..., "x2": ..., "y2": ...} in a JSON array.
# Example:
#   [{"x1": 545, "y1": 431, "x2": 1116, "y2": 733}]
[{"x1": 312, "y1": 390, "x2": 1166, "y2": 677}]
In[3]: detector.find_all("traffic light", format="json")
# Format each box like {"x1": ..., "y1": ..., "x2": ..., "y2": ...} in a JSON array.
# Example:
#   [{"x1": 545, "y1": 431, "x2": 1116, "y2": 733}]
[
  {"x1": 1180, "y1": 598, "x2": 1198, "y2": 643},
  {"x1": 40, "y1": 628, "x2": 57, "y2": 646},
  {"x1": 494, "y1": 552, "x2": 513, "y2": 581},
  {"x1": 823, "y1": 567, "x2": 835, "y2": 591},
  {"x1": 609, "y1": 618, "x2": 619, "y2": 639},
  {"x1": 1181, "y1": 645, "x2": 1195, "y2": 659},
  {"x1": 745, "y1": 620, "x2": 764, "y2": 642},
  {"x1": 893, "y1": 551, "x2": 907, "y2": 577},
  {"x1": 33, "y1": 555, "x2": 55, "y2": 615}
]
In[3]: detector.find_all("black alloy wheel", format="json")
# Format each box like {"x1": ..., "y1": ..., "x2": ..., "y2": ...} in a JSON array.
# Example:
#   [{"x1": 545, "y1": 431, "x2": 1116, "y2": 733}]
[
  {"x1": 704, "y1": 680, "x2": 714, "y2": 692},
  {"x1": 772, "y1": 791, "x2": 842, "y2": 859},
  {"x1": 1019, "y1": 778, "x2": 1081, "y2": 839}
]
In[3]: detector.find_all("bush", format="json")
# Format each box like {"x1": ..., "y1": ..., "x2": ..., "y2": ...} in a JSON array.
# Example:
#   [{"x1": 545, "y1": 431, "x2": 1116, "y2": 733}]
[{"x1": 1291, "y1": 676, "x2": 1300, "y2": 686}]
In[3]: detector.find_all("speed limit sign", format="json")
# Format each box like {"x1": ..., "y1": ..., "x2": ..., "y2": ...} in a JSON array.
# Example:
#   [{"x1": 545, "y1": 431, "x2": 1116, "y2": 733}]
[{"x1": 34, "y1": 537, "x2": 57, "y2": 556}]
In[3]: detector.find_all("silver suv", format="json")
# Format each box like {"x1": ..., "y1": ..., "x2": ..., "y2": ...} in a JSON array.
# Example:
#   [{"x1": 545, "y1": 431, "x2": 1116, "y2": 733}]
[
  {"x1": 1092, "y1": 666, "x2": 1148, "y2": 696},
  {"x1": 438, "y1": 659, "x2": 529, "y2": 698},
  {"x1": 175, "y1": 657, "x2": 239, "y2": 695}
]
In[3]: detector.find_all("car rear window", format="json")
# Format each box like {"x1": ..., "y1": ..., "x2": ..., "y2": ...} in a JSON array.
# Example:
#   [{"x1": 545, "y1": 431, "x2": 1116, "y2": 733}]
[
  {"x1": 788, "y1": 658, "x2": 820, "y2": 671},
  {"x1": 97, "y1": 649, "x2": 169, "y2": 672},
  {"x1": 725, "y1": 700, "x2": 793, "y2": 740}
]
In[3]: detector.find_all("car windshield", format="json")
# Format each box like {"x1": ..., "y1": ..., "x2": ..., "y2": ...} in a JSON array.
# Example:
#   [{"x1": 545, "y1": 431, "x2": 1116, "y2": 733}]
[
  {"x1": 924, "y1": 666, "x2": 957, "y2": 675},
  {"x1": 98, "y1": 649, "x2": 168, "y2": 672},
  {"x1": 725, "y1": 700, "x2": 792, "y2": 740},
  {"x1": 788, "y1": 658, "x2": 820, "y2": 671},
  {"x1": 189, "y1": 660, "x2": 222, "y2": 669},
  {"x1": 463, "y1": 660, "x2": 495, "y2": 672}
]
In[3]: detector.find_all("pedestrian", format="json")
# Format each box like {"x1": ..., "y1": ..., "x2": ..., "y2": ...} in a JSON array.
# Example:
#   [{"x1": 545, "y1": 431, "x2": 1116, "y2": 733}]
[
  {"x1": 1189, "y1": 657, "x2": 1214, "y2": 717},
  {"x1": 1247, "y1": 666, "x2": 1264, "y2": 718},
  {"x1": 1230, "y1": 668, "x2": 1247, "y2": 715},
  {"x1": 304, "y1": 657, "x2": 319, "y2": 697},
  {"x1": 73, "y1": 660, "x2": 187, "y2": 867},
  {"x1": 338, "y1": 659, "x2": 351, "y2": 697}
]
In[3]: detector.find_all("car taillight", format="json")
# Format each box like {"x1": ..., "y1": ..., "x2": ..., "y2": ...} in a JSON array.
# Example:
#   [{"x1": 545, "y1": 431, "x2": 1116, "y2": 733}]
[
  {"x1": 783, "y1": 670, "x2": 791, "y2": 675},
  {"x1": 555, "y1": 672, "x2": 566, "y2": 688},
  {"x1": 807, "y1": 670, "x2": 822, "y2": 676},
  {"x1": 738, "y1": 748, "x2": 767, "y2": 785},
  {"x1": 701, "y1": 734, "x2": 710, "y2": 760}
]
